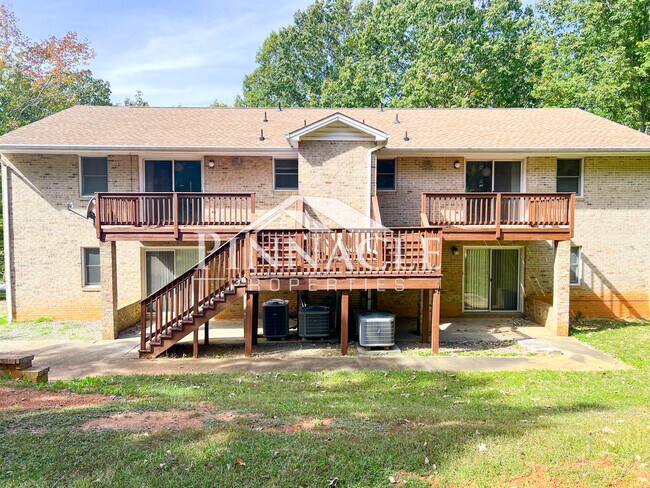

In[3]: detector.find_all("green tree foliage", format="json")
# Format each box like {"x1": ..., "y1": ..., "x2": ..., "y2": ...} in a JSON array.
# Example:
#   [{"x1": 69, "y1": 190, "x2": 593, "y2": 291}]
[
  {"x1": 242, "y1": 0, "x2": 539, "y2": 108},
  {"x1": 122, "y1": 89, "x2": 149, "y2": 107},
  {"x1": 241, "y1": 0, "x2": 649, "y2": 131},
  {"x1": 534, "y1": 0, "x2": 650, "y2": 132},
  {"x1": 0, "y1": 5, "x2": 112, "y2": 135}
]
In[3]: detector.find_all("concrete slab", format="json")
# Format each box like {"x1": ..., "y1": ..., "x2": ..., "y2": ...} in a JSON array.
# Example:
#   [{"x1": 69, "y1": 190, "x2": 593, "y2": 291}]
[
  {"x1": 518, "y1": 339, "x2": 562, "y2": 355},
  {"x1": 356, "y1": 344, "x2": 402, "y2": 355}
]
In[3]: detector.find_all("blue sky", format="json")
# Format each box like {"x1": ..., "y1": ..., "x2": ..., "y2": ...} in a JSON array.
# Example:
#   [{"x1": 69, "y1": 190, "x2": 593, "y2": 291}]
[{"x1": 12, "y1": 0, "x2": 312, "y2": 106}]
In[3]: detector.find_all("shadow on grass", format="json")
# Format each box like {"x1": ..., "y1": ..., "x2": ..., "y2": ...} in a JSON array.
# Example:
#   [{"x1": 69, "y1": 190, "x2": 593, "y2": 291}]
[{"x1": 0, "y1": 371, "x2": 624, "y2": 487}]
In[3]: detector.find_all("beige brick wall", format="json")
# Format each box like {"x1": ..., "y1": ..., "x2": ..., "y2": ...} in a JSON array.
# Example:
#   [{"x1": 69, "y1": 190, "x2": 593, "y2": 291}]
[
  {"x1": 202, "y1": 155, "x2": 297, "y2": 215},
  {"x1": 4, "y1": 151, "x2": 648, "y2": 325},
  {"x1": 377, "y1": 157, "x2": 465, "y2": 227},
  {"x1": 298, "y1": 141, "x2": 373, "y2": 215},
  {"x1": 3, "y1": 153, "x2": 142, "y2": 321}
]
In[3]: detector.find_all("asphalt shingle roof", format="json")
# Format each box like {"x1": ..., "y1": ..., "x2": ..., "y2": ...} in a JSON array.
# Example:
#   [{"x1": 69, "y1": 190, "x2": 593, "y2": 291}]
[{"x1": 0, "y1": 105, "x2": 649, "y2": 152}]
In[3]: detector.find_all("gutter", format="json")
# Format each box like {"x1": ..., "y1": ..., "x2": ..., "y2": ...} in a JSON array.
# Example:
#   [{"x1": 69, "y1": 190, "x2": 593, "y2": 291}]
[
  {"x1": 0, "y1": 145, "x2": 296, "y2": 154},
  {"x1": 1, "y1": 158, "x2": 12, "y2": 323}
]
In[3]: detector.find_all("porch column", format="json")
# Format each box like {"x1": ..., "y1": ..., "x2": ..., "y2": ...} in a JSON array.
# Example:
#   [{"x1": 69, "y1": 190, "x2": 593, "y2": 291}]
[
  {"x1": 100, "y1": 241, "x2": 119, "y2": 340},
  {"x1": 340, "y1": 291, "x2": 349, "y2": 355},
  {"x1": 244, "y1": 292, "x2": 255, "y2": 357},
  {"x1": 551, "y1": 240, "x2": 571, "y2": 336},
  {"x1": 431, "y1": 289, "x2": 441, "y2": 353}
]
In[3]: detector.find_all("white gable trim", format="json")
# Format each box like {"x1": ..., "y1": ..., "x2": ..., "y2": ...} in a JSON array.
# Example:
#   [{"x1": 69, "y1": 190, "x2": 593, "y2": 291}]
[{"x1": 286, "y1": 112, "x2": 389, "y2": 145}]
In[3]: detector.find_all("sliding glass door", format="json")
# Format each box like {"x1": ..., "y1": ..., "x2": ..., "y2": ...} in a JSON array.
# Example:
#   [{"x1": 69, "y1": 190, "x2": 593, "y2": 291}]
[
  {"x1": 144, "y1": 159, "x2": 202, "y2": 224},
  {"x1": 464, "y1": 248, "x2": 521, "y2": 312},
  {"x1": 145, "y1": 249, "x2": 200, "y2": 296}
]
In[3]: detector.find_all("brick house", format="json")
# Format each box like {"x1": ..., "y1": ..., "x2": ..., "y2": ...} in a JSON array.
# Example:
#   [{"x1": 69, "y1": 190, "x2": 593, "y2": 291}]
[{"x1": 0, "y1": 106, "x2": 648, "y2": 357}]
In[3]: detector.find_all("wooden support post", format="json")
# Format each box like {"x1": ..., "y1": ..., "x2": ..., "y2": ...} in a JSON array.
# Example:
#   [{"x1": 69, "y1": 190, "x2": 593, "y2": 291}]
[
  {"x1": 431, "y1": 289, "x2": 441, "y2": 354},
  {"x1": 245, "y1": 291, "x2": 254, "y2": 357},
  {"x1": 340, "y1": 291, "x2": 349, "y2": 356},
  {"x1": 204, "y1": 321, "x2": 209, "y2": 346},
  {"x1": 252, "y1": 292, "x2": 259, "y2": 345},
  {"x1": 421, "y1": 290, "x2": 431, "y2": 343},
  {"x1": 193, "y1": 328, "x2": 199, "y2": 358}
]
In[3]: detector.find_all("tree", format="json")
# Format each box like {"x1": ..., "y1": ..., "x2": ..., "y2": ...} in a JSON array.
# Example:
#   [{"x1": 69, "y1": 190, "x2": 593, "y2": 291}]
[
  {"x1": 122, "y1": 89, "x2": 149, "y2": 107},
  {"x1": 534, "y1": 0, "x2": 650, "y2": 132},
  {"x1": 241, "y1": 0, "x2": 539, "y2": 109},
  {"x1": 242, "y1": 0, "x2": 370, "y2": 107},
  {"x1": 209, "y1": 98, "x2": 230, "y2": 107},
  {"x1": 0, "y1": 4, "x2": 111, "y2": 135}
]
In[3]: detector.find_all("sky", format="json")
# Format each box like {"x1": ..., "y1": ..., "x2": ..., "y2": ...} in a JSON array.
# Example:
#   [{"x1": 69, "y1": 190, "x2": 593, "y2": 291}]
[{"x1": 11, "y1": 0, "x2": 313, "y2": 106}]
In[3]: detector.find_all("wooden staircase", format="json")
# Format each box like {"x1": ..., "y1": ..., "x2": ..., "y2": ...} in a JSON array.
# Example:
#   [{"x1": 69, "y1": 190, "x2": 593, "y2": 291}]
[{"x1": 139, "y1": 233, "x2": 248, "y2": 358}]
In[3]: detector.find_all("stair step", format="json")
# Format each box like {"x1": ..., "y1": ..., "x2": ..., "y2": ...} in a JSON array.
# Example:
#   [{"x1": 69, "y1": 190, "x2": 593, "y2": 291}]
[
  {"x1": 13, "y1": 366, "x2": 49, "y2": 383},
  {"x1": 0, "y1": 355, "x2": 34, "y2": 370}
]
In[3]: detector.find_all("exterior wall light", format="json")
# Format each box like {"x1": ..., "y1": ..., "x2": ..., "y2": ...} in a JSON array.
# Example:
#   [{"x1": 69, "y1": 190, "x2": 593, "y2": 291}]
[
  {"x1": 453, "y1": 160, "x2": 461, "y2": 169},
  {"x1": 451, "y1": 245, "x2": 460, "y2": 255},
  {"x1": 207, "y1": 159, "x2": 215, "y2": 168}
]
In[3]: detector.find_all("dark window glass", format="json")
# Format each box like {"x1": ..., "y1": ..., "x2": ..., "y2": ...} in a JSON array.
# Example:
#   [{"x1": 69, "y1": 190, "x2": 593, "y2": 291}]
[
  {"x1": 81, "y1": 157, "x2": 108, "y2": 196},
  {"x1": 377, "y1": 159, "x2": 396, "y2": 191},
  {"x1": 144, "y1": 160, "x2": 173, "y2": 192},
  {"x1": 83, "y1": 248, "x2": 100, "y2": 286},
  {"x1": 466, "y1": 161, "x2": 492, "y2": 192},
  {"x1": 493, "y1": 161, "x2": 521, "y2": 192},
  {"x1": 557, "y1": 159, "x2": 582, "y2": 196},
  {"x1": 274, "y1": 159, "x2": 298, "y2": 190}
]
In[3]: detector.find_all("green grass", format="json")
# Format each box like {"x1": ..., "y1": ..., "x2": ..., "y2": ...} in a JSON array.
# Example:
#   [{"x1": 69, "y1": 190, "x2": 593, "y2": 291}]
[{"x1": 1, "y1": 320, "x2": 649, "y2": 487}]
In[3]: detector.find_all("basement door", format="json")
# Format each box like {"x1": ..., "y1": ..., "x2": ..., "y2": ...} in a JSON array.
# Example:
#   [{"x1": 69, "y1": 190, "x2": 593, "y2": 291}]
[
  {"x1": 463, "y1": 248, "x2": 521, "y2": 312},
  {"x1": 145, "y1": 249, "x2": 200, "y2": 297}
]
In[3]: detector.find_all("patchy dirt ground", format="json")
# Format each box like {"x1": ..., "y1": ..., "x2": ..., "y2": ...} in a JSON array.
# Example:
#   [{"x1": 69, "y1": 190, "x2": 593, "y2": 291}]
[
  {"x1": 0, "y1": 387, "x2": 113, "y2": 411},
  {"x1": 0, "y1": 320, "x2": 101, "y2": 341},
  {"x1": 81, "y1": 408, "x2": 336, "y2": 433}
]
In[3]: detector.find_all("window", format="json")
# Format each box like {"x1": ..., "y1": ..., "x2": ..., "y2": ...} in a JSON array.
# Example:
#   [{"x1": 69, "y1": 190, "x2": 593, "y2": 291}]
[
  {"x1": 557, "y1": 159, "x2": 582, "y2": 196},
  {"x1": 82, "y1": 247, "x2": 100, "y2": 287},
  {"x1": 466, "y1": 161, "x2": 521, "y2": 192},
  {"x1": 377, "y1": 159, "x2": 396, "y2": 191},
  {"x1": 80, "y1": 157, "x2": 108, "y2": 196},
  {"x1": 274, "y1": 159, "x2": 298, "y2": 190},
  {"x1": 570, "y1": 246, "x2": 582, "y2": 285}
]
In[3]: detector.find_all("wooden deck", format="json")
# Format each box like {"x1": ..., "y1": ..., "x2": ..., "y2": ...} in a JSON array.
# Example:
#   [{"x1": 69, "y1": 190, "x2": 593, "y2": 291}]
[
  {"x1": 95, "y1": 192, "x2": 255, "y2": 241},
  {"x1": 421, "y1": 192, "x2": 575, "y2": 240},
  {"x1": 139, "y1": 227, "x2": 443, "y2": 358}
]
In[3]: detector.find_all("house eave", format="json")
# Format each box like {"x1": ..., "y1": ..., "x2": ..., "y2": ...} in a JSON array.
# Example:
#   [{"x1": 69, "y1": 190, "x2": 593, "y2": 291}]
[{"x1": 0, "y1": 145, "x2": 297, "y2": 155}]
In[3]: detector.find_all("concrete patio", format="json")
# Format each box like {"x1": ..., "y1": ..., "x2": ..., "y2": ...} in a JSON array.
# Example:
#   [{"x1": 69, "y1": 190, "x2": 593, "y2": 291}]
[{"x1": 0, "y1": 317, "x2": 630, "y2": 380}]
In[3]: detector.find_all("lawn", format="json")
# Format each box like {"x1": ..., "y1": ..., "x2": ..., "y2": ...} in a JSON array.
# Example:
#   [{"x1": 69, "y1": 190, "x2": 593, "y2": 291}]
[{"x1": 1, "y1": 320, "x2": 648, "y2": 487}]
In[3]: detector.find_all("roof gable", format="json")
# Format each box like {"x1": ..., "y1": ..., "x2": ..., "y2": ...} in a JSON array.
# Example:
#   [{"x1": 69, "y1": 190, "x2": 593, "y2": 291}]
[{"x1": 286, "y1": 112, "x2": 388, "y2": 144}]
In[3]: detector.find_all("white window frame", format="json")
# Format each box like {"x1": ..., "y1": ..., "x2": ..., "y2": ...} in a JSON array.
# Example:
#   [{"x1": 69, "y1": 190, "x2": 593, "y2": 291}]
[
  {"x1": 273, "y1": 157, "x2": 299, "y2": 192},
  {"x1": 556, "y1": 158, "x2": 584, "y2": 198},
  {"x1": 79, "y1": 155, "x2": 109, "y2": 198},
  {"x1": 570, "y1": 245, "x2": 582, "y2": 286},
  {"x1": 376, "y1": 158, "x2": 397, "y2": 192},
  {"x1": 139, "y1": 155, "x2": 205, "y2": 192},
  {"x1": 464, "y1": 160, "x2": 525, "y2": 192},
  {"x1": 461, "y1": 245, "x2": 524, "y2": 313},
  {"x1": 81, "y1": 246, "x2": 101, "y2": 289}
]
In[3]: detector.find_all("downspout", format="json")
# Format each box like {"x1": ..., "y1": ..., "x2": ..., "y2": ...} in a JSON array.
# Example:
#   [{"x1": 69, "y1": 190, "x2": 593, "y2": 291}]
[
  {"x1": 368, "y1": 143, "x2": 386, "y2": 225},
  {"x1": 1, "y1": 157, "x2": 13, "y2": 323}
]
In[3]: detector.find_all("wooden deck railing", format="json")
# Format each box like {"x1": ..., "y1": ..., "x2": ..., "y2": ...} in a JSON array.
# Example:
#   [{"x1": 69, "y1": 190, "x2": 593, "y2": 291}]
[
  {"x1": 96, "y1": 192, "x2": 255, "y2": 240},
  {"x1": 422, "y1": 192, "x2": 574, "y2": 233},
  {"x1": 250, "y1": 227, "x2": 441, "y2": 277}
]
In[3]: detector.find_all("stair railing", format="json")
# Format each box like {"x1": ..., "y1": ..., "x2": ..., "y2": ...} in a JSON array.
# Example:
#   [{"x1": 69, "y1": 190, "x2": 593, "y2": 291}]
[{"x1": 140, "y1": 232, "x2": 248, "y2": 353}]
